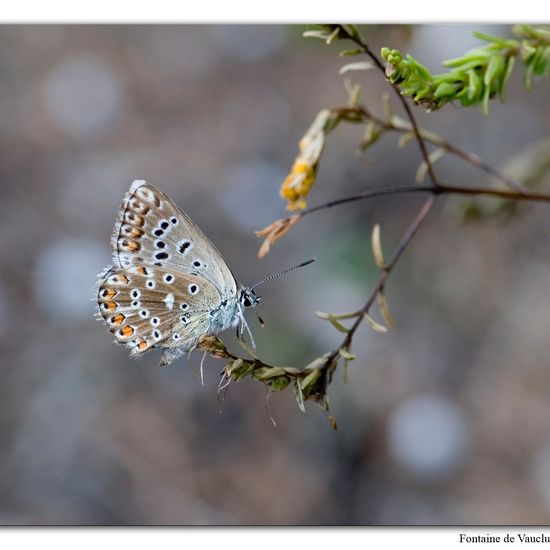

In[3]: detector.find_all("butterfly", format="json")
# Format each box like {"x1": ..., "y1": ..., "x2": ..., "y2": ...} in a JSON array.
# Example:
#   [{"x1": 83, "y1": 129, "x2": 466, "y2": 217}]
[{"x1": 96, "y1": 180, "x2": 313, "y2": 366}]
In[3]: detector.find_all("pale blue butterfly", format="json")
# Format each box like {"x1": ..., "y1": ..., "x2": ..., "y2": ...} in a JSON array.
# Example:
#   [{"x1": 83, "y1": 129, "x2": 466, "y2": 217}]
[{"x1": 97, "y1": 180, "x2": 314, "y2": 365}]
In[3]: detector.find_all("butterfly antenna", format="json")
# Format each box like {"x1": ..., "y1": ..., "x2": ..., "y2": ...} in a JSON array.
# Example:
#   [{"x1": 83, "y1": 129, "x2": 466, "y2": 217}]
[{"x1": 250, "y1": 258, "x2": 316, "y2": 291}]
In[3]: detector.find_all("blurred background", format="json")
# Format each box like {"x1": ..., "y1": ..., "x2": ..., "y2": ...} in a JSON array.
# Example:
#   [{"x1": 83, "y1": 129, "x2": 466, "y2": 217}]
[{"x1": 0, "y1": 24, "x2": 549, "y2": 525}]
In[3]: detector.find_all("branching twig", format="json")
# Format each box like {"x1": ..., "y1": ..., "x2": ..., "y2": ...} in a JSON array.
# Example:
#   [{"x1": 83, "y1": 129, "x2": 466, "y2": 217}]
[
  {"x1": 333, "y1": 105, "x2": 528, "y2": 194},
  {"x1": 335, "y1": 24, "x2": 440, "y2": 188},
  {"x1": 206, "y1": 24, "x2": 550, "y2": 427}
]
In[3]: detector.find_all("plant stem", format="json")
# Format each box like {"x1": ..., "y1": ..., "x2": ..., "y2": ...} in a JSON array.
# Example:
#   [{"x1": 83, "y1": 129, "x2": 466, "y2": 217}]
[
  {"x1": 344, "y1": 106, "x2": 527, "y2": 194},
  {"x1": 329, "y1": 195, "x2": 436, "y2": 367},
  {"x1": 335, "y1": 24, "x2": 440, "y2": 188},
  {"x1": 299, "y1": 182, "x2": 550, "y2": 220}
]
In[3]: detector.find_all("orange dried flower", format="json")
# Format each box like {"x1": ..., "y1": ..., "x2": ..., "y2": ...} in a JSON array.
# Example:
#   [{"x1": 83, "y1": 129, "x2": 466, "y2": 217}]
[
  {"x1": 255, "y1": 214, "x2": 303, "y2": 258},
  {"x1": 280, "y1": 109, "x2": 334, "y2": 211}
]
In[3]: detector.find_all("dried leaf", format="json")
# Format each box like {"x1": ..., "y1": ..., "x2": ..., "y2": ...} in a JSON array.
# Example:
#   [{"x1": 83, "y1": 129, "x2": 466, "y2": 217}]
[
  {"x1": 398, "y1": 131, "x2": 415, "y2": 148},
  {"x1": 338, "y1": 348, "x2": 356, "y2": 360},
  {"x1": 315, "y1": 310, "x2": 360, "y2": 321},
  {"x1": 347, "y1": 83, "x2": 361, "y2": 107},
  {"x1": 302, "y1": 352, "x2": 332, "y2": 372},
  {"x1": 371, "y1": 223, "x2": 386, "y2": 270},
  {"x1": 303, "y1": 30, "x2": 330, "y2": 40},
  {"x1": 382, "y1": 92, "x2": 393, "y2": 122},
  {"x1": 415, "y1": 147, "x2": 446, "y2": 183},
  {"x1": 326, "y1": 316, "x2": 350, "y2": 333},
  {"x1": 338, "y1": 61, "x2": 375, "y2": 75},
  {"x1": 295, "y1": 379, "x2": 306, "y2": 413},
  {"x1": 255, "y1": 214, "x2": 302, "y2": 258},
  {"x1": 377, "y1": 291, "x2": 396, "y2": 328},
  {"x1": 282, "y1": 367, "x2": 302, "y2": 375},
  {"x1": 326, "y1": 27, "x2": 340, "y2": 44},
  {"x1": 364, "y1": 313, "x2": 388, "y2": 333},
  {"x1": 361, "y1": 119, "x2": 380, "y2": 149},
  {"x1": 258, "y1": 367, "x2": 286, "y2": 380}
]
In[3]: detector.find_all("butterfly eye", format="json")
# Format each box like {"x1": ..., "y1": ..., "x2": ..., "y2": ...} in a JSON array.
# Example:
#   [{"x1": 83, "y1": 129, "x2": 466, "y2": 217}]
[{"x1": 243, "y1": 297, "x2": 252, "y2": 307}]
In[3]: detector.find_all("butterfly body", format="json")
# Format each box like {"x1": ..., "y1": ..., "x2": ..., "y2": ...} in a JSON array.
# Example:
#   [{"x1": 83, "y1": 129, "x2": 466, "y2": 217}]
[{"x1": 97, "y1": 180, "x2": 252, "y2": 365}]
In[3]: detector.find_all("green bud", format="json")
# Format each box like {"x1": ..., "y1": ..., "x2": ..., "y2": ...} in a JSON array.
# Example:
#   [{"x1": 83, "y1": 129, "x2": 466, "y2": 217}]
[
  {"x1": 340, "y1": 48, "x2": 363, "y2": 57},
  {"x1": 484, "y1": 55, "x2": 506, "y2": 87},
  {"x1": 433, "y1": 82, "x2": 458, "y2": 100},
  {"x1": 473, "y1": 31, "x2": 508, "y2": 46},
  {"x1": 415, "y1": 86, "x2": 434, "y2": 101},
  {"x1": 499, "y1": 55, "x2": 516, "y2": 100},
  {"x1": 300, "y1": 368, "x2": 323, "y2": 396},
  {"x1": 533, "y1": 45, "x2": 550, "y2": 75},
  {"x1": 468, "y1": 69, "x2": 483, "y2": 101},
  {"x1": 521, "y1": 42, "x2": 537, "y2": 62},
  {"x1": 444, "y1": 51, "x2": 493, "y2": 68},
  {"x1": 406, "y1": 54, "x2": 432, "y2": 81},
  {"x1": 269, "y1": 376, "x2": 290, "y2": 392}
]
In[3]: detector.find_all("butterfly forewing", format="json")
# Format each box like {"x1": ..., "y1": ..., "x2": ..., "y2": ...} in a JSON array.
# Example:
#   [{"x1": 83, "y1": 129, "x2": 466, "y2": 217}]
[
  {"x1": 98, "y1": 265, "x2": 223, "y2": 358},
  {"x1": 111, "y1": 180, "x2": 237, "y2": 298}
]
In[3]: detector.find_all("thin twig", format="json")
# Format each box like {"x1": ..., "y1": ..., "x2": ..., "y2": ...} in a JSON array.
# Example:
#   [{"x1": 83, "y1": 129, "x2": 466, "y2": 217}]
[
  {"x1": 332, "y1": 105, "x2": 529, "y2": 193},
  {"x1": 299, "y1": 181, "x2": 550, "y2": 220},
  {"x1": 303, "y1": 184, "x2": 433, "y2": 216},
  {"x1": 334, "y1": 105, "x2": 528, "y2": 194},
  {"x1": 327, "y1": 195, "x2": 437, "y2": 369},
  {"x1": 335, "y1": 24, "x2": 440, "y2": 188}
]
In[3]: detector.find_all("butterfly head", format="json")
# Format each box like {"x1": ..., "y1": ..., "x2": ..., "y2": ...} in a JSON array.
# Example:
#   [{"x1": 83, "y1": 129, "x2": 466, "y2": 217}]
[{"x1": 239, "y1": 287, "x2": 261, "y2": 309}]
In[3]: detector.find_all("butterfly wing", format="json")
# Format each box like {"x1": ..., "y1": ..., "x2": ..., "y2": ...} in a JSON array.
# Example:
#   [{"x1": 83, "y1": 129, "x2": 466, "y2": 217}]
[
  {"x1": 111, "y1": 180, "x2": 237, "y2": 299},
  {"x1": 97, "y1": 265, "x2": 228, "y2": 363}
]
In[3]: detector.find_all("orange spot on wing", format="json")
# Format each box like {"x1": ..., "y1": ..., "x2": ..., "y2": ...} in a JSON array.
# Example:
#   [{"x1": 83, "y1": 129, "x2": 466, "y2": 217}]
[
  {"x1": 136, "y1": 266, "x2": 148, "y2": 275},
  {"x1": 138, "y1": 340, "x2": 148, "y2": 351},
  {"x1": 118, "y1": 273, "x2": 129, "y2": 284},
  {"x1": 126, "y1": 240, "x2": 139, "y2": 252},
  {"x1": 111, "y1": 313, "x2": 125, "y2": 325},
  {"x1": 130, "y1": 228, "x2": 143, "y2": 238},
  {"x1": 102, "y1": 288, "x2": 117, "y2": 299},
  {"x1": 104, "y1": 301, "x2": 117, "y2": 311},
  {"x1": 120, "y1": 326, "x2": 134, "y2": 337}
]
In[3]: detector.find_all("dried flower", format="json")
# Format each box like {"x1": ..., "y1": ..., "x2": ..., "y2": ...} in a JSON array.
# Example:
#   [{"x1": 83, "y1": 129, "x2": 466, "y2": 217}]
[
  {"x1": 280, "y1": 109, "x2": 336, "y2": 211},
  {"x1": 255, "y1": 214, "x2": 302, "y2": 258},
  {"x1": 198, "y1": 335, "x2": 231, "y2": 359}
]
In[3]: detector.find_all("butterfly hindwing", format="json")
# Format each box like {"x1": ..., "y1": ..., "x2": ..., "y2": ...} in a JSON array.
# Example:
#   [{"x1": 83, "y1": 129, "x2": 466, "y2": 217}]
[
  {"x1": 97, "y1": 265, "x2": 223, "y2": 359},
  {"x1": 111, "y1": 180, "x2": 237, "y2": 298}
]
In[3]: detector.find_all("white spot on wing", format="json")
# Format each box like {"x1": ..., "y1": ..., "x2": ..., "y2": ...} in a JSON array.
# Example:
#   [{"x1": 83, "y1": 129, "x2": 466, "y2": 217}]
[{"x1": 164, "y1": 293, "x2": 174, "y2": 310}]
